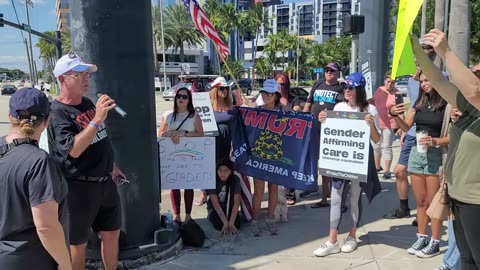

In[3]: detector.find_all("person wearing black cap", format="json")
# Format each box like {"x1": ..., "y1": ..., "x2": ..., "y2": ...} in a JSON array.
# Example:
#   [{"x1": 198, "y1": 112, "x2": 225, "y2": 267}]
[
  {"x1": 47, "y1": 53, "x2": 125, "y2": 270},
  {"x1": 303, "y1": 62, "x2": 345, "y2": 207},
  {"x1": 0, "y1": 88, "x2": 71, "y2": 270}
]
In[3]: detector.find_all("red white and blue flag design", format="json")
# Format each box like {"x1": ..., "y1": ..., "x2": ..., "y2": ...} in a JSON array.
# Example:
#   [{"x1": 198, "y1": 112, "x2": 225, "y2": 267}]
[{"x1": 182, "y1": 0, "x2": 230, "y2": 60}]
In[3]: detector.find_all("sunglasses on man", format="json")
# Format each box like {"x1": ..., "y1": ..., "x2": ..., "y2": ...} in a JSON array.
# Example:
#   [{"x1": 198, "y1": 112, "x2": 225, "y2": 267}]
[
  {"x1": 176, "y1": 94, "x2": 189, "y2": 100},
  {"x1": 325, "y1": 68, "x2": 337, "y2": 73}
]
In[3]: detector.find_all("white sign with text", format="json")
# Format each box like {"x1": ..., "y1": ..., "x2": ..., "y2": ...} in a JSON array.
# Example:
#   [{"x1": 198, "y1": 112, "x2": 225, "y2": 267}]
[
  {"x1": 192, "y1": 92, "x2": 218, "y2": 136},
  {"x1": 318, "y1": 111, "x2": 370, "y2": 182},
  {"x1": 158, "y1": 137, "x2": 216, "y2": 189}
]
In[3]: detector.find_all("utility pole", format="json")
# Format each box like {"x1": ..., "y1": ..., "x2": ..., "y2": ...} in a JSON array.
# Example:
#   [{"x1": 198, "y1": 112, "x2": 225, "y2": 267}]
[
  {"x1": 25, "y1": 0, "x2": 36, "y2": 86},
  {"x1": 420, "y1": 0, "x2": 427, "y2": 36},
  {"x1": 159, "y1": 0, "x2": 168, "y2": 90},
  {"x1": 24, "y1": 38, "x2": 33, "y2": 83},
  {"x1": 296, "y1": 6, "x2": 303, "y2": 86}
]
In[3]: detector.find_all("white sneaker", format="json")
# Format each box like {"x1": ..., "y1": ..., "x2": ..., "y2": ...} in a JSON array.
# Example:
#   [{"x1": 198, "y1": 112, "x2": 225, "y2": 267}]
[
  {"x1": 313, "y1": 241, "x2": 341, "y2": 257},
  {"x1": 341, "y1": 236, "x2": 358, "y2": 253}
]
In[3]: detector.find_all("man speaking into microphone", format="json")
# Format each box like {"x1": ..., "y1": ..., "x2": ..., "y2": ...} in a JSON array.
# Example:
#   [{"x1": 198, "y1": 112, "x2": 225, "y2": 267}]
[{"x1": 47, "y1": 53, "x2": 125, "y2": 270}]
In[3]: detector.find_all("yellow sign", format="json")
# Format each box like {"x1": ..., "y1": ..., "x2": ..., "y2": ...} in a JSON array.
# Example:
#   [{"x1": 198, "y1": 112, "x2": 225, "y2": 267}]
[{"x1": 391, "y1": 0, "x2": 424, "y2": 79}]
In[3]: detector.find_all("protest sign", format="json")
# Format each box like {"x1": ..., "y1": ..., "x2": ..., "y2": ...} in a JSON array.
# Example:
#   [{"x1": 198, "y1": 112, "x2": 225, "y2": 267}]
[
  {"x1": 230, "y1": 107, "x2": 319, "y2": 191},
  {"x1": 391, "y1": 0, "x2": 423, "y2": 79},
  {"x1": 158, "y1": 137, "x2": 215, "y2": 189},
  {"x1": 192, "y1": 92, "x2": 218, "y2": 136},
  {"x1": 318, "y1": 111, "x2": 370, "y2": 182}
]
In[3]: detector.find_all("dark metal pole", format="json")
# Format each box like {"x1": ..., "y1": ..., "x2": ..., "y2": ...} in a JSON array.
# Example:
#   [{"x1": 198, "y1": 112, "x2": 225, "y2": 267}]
[
  {"x1": 55, "y1": 31, "x2": 62, "y2": 60},
  {"x1": 70, "y1": 0, "x2": 162, "y2": 257},
  {"x1": 358, "y1": 0, "x2": 390, "y2": 96}
]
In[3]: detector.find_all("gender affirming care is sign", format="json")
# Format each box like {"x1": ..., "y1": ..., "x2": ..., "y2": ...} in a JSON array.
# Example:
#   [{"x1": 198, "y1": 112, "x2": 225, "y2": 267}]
[
  {"x1": 192, "y1": 92, "x2": 218, "y2": 136},
  {"x1": 158, "y1": 137, "x2": 216, "y2": 189},
  {"x1": 319, "y1": 111, "x2": 370, "y2": 182}
]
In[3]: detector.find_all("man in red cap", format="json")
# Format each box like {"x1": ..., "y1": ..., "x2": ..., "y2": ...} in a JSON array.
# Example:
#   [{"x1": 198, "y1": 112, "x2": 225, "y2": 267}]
[{"x1": 302, "y1": 62, "x2": 344, "y2": 208}]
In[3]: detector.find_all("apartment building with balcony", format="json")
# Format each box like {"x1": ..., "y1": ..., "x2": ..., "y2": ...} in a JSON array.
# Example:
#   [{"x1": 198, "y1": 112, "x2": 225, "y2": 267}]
[{"x1": 55, "y1": 0, "x2": 70, "y2": 32}]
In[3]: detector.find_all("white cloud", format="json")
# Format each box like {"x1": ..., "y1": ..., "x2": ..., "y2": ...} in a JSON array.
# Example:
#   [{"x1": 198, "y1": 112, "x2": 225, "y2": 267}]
[{"x1": 0, "y1": 0, "x2": 9, "y2": 5}]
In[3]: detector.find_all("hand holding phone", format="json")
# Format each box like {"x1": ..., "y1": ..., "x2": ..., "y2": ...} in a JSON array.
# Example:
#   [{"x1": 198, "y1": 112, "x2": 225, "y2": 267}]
[{"x1": 395, "y1": 94, "x2": 404, "y2": 105}]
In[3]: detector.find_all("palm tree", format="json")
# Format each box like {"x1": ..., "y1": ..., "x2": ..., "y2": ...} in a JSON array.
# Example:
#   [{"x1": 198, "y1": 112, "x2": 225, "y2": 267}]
[
  {"x1": 448, "y1": 0, "x2": 471, "y2": 64},
  {"x1": 255, "y1": 57, "x2": 270, "y2": 79},
  {"x1": 36, "y1": 31, "x2": 57, "y2": 79},
  {"x1": 61, "y1": 26, "x2": 71, "y2": 54},
  {"x1": 162, "y1": 4, "x2": 204, "y2": 63},
  {"x1": 244, "y1": 4, "x2": 269, "y2": 79},
  {"x1": 222, "y1": 58, "x2": 245, "y2": 79}
]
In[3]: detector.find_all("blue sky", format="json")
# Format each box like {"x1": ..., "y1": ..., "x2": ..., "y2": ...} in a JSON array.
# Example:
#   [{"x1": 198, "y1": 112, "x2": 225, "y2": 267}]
[{"x1": 0, "y1": 0, "x2": 57, "y2": 72}]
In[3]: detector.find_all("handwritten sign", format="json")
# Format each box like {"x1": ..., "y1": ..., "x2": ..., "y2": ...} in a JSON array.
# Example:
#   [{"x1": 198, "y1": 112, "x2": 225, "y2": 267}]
[
  {"x1": 192, "y1": 92, "x2": 218, "y2": 136},
  {"x1": 158, "y1": 137, "x2": 216, "y2": 189},
  {"x1": 318, "y1": 111, "x2": 370, "y2": 182}
]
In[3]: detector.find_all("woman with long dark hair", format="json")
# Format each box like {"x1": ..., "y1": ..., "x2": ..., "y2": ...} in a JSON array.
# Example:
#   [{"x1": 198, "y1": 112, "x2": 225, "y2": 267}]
[
  {"x1": 158, "y1": 88, "x2": 204, "y2": 223},
  {"x1": 314, "y1": 73, "x2": 382, "y2": 257},
  {"x1": 390, "y1": 71, "x2": 448, "y2": 258}
]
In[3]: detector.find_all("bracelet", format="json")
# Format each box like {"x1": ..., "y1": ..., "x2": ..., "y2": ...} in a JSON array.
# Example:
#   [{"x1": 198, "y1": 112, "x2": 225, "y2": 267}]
[{"x1": 89, "y1": 121, "x2": 101, "y2": 130}]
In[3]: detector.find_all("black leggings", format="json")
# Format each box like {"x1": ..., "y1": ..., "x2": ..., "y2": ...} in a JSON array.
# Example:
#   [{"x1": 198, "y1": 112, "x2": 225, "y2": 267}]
[{"x1": 452, "y1": 199, "x2": 480, "y2": 270}]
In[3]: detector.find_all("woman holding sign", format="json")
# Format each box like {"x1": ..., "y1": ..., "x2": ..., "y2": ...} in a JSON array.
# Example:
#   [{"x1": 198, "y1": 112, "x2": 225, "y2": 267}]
[
  {"x1": 389, "y1": 71, "x2": 448, "y2": 258},
  {"x1": 314, "y1": 73, "x2": 382, "y2": 257},
  {"x1": 158, "y1": 88, "x2": 204, "y2": 223}
]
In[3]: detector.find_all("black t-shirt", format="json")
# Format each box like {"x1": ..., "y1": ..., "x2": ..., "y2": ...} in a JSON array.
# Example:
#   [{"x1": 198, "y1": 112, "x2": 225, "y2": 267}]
[
  {"x1": 307, "y1": 81, "x2": 344, "y2": 122},
  {"x1": 0, "y1": 138, "x2": 68, "y2": 270},
  {"x1": 414, "y1": 103, "x2": 447, "y2": 138},
  {"x1": 47, "y1": 97, "x2": 114, "y2": 178},
  {"x1": 207, "y1": 175, "x2": 241, "y2": 212}
]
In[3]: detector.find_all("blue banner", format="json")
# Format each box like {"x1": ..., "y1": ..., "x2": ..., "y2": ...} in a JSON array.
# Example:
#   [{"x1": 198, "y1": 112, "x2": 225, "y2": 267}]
[{"x1": 229, "y1": 108, "x2": 319, "y2": 191}]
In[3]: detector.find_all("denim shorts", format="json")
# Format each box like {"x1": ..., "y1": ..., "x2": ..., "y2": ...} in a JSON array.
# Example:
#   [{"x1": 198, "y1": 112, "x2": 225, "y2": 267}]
[
  {"x1": 407, "y1": 146, "x2": 442, "y2": 175},
  {"x1": 397, "y1": 135, "x2": 416, "y2": 166}
]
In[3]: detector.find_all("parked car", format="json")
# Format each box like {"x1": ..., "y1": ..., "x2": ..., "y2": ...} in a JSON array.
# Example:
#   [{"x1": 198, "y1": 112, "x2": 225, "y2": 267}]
[
  {"x1": 250, "y1": 86, "x2": 309, "y2": 109},
  {"x1": 1, "y1": 84, "x2": 17, "y2": 95},
  {"x1": 164, "y1": 75, "x2": 220, "y2": 101},
  {"x1": 229, "y1": 78, "x2": 253, "y2": 95}
]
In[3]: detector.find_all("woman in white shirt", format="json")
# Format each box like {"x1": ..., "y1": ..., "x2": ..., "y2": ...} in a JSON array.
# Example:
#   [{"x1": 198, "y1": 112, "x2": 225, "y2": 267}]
[
  {"x1": 314, "y1": 73, "x2": 382, "y2": 257},
  {"x1": 158, "y1": 88, "x2": 204, "y2": 223}
]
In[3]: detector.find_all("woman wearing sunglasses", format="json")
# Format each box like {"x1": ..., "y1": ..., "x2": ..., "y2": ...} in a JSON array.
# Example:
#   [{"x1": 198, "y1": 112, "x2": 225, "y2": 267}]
[
  {"x1": 250, "y1": 79, "x2": 293, "y2": 237},
  {"x1": 314, "y1": 73, "x2": 382, "y2": 257},
  {"x1": 195, "y1": 77, "x2": 236, "y2": 207},
  {"x1": 158, "y1": 88, "x2": 204, "y2": 223}
]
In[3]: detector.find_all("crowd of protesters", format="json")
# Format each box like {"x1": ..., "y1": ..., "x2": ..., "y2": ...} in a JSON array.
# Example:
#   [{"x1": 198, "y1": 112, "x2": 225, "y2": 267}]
[{"x1": 1, "y1": 28, "x2": 479, "y2": 270}]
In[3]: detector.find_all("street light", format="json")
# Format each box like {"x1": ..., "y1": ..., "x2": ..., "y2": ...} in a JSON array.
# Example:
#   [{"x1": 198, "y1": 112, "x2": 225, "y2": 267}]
[{"x1": 296, "y1": 6, "x2": 303, "y2": 86}]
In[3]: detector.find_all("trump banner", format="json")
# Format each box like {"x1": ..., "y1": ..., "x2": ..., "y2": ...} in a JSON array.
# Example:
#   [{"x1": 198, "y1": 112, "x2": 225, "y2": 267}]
[{"x1": 229, "y1": 108, "x2": 319, "y2": 191}]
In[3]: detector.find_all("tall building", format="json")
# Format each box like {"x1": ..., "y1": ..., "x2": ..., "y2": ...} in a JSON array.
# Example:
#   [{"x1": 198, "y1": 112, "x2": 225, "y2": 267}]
[
  {"x1": 55, "y1": 0, "x2": 70, "y2": 32},
  {"x1": 243, "y1": 0, "x2": 351, "y2": 74}
]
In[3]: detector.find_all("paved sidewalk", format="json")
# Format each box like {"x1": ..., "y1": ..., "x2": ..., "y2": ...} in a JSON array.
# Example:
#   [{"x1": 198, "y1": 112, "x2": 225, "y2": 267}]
[{"x1": 145, "y1": 140, "x2": 446, "y2": 270}]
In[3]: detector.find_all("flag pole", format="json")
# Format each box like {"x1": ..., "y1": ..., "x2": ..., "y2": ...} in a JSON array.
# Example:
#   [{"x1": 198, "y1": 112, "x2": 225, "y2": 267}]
[{"x1": 214, "y1": 44, "x2": 249, "y2": 104}]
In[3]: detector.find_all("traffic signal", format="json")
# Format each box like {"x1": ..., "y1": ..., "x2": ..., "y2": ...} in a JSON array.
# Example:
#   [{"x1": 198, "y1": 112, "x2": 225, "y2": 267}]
[{"x1": 0, "y1": 14, "x2": 4, "y2": 27}]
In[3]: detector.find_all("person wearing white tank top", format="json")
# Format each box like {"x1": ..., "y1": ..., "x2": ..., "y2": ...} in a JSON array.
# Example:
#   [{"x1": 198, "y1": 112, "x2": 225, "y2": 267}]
[{"x1": 157, "y1": 88, "x2": 204, "y2": 223}]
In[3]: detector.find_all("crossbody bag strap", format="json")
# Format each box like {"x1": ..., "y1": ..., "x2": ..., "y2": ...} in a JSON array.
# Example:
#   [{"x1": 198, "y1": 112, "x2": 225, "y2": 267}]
[
  {"x1": 0, "y1": 137, "x2": 38, "y2": 158},
  {"x1": 175, "y1": 115, "x2": 191, "y2": 131}
]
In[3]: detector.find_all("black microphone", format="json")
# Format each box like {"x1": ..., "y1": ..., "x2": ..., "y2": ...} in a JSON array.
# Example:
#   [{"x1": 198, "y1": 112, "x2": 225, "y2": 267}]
[{"x1": 96, "y1": 92, "x2": 127, "y2": 118}]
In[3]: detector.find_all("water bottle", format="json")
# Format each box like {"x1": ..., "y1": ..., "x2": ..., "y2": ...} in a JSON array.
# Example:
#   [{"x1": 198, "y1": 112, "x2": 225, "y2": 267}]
[{"x1": 165, "y1": 211, "x2": 173, "y2": 231}]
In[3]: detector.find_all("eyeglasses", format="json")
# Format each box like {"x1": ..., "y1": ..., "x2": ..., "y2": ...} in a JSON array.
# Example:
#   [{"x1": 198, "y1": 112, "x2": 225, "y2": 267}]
[
  {"x1": 260, "y1": 91, "x2": 275, "y2": 97},
  {"x1": 344, "y1": 86, "x2": 356, "y2": 91},
  {"x1": 65, "y1": 71, "x2": 90, "y2": 79},
  {"x1": 176, "y1": 94, "x2": 189, "y2": 100},
  {"x1": 219, "y1": 86, "x2": 229, "y2": 91}
]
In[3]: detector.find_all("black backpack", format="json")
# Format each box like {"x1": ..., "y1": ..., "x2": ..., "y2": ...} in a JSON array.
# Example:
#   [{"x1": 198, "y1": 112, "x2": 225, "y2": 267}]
[{"x1": 179, "y1": 219, "x2": 205, "y2": 247}]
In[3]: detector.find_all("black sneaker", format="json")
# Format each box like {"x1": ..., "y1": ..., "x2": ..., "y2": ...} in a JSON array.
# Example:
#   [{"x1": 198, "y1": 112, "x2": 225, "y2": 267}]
[
  {"x1": 416, "y1": 239, "x2": 440, "y2": 258},
  {"x1": 383, "y1": 208, "x2": 410, "y2": 219},
  {"x1": 407, "y1": 234, "x2": 429, "y2": 255},
  {"x1": 376, "y1": 166, "x2": 383, "y2": 173},
  {"x1": 299, "y1": 190, "x2": 319, "y2": 198}
]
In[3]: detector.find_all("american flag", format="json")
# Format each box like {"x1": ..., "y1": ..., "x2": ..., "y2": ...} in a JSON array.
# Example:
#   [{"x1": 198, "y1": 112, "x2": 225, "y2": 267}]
[{"x1": 182, "y1": 0, "x2": 230, "y2": 60}]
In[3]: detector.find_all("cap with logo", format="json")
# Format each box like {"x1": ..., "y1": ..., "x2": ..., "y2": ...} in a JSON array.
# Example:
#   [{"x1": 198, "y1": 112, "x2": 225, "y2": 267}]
[
  {"x1": 53, "y1": 52, "x2": 98, "y2": 78},
  {"x1": 342, "y1": 72, "x2": 367, "y2": 88},
  {"x1": 9, "y1": 88, "x2": 51, "y2": 120},
  {"x1": 210, "y1": 77, "x2": 229, "y2": 88},
  {"x1": 260, "y1": 79, "x2": 280, "y2": 93},
  {"x1": 324, "y1": 62, "x2": 341, "y2": 71}
]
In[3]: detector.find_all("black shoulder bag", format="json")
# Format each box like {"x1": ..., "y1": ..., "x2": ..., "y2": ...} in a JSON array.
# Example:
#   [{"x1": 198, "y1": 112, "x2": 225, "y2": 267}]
[{"x1": 0, "y1": 137, "x2": 39, "y2": 158}]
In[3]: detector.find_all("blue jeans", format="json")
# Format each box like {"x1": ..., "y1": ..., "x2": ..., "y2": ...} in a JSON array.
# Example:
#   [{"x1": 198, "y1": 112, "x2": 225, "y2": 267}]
[{"x1": 444, "y1": 220, "x2": 461, "y2": 270}]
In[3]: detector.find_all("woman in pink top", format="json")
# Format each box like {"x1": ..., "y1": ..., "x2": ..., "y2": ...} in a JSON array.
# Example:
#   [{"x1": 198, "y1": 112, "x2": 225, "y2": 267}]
[{"x1": 371, "y1": 71, "x2": 399, "y2": 179}]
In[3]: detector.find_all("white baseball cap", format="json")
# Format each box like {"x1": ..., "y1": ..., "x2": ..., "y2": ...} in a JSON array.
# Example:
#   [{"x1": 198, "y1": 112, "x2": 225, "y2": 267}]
[
  {"x1": 260, "y1": 79, "x2": 280, "y2": 93},
  {"x1": 210, "y1": 76, "x2": 229, "y2": 88},
  {"x1": 53, "y1": 52, "x2": 98, "y2": 77}
]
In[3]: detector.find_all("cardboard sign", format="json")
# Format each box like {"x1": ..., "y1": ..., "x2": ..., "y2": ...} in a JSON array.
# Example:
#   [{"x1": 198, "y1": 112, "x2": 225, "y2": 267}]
[
  {"x1": 158, "y1": 137, "x2": 216, "y2": 189},
  {"x1": 318, "y1": 111, "x2": 370, "y2": 182},
  {"x1": 192, "y1": 92, "x2": 218, "y2": 136}
]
